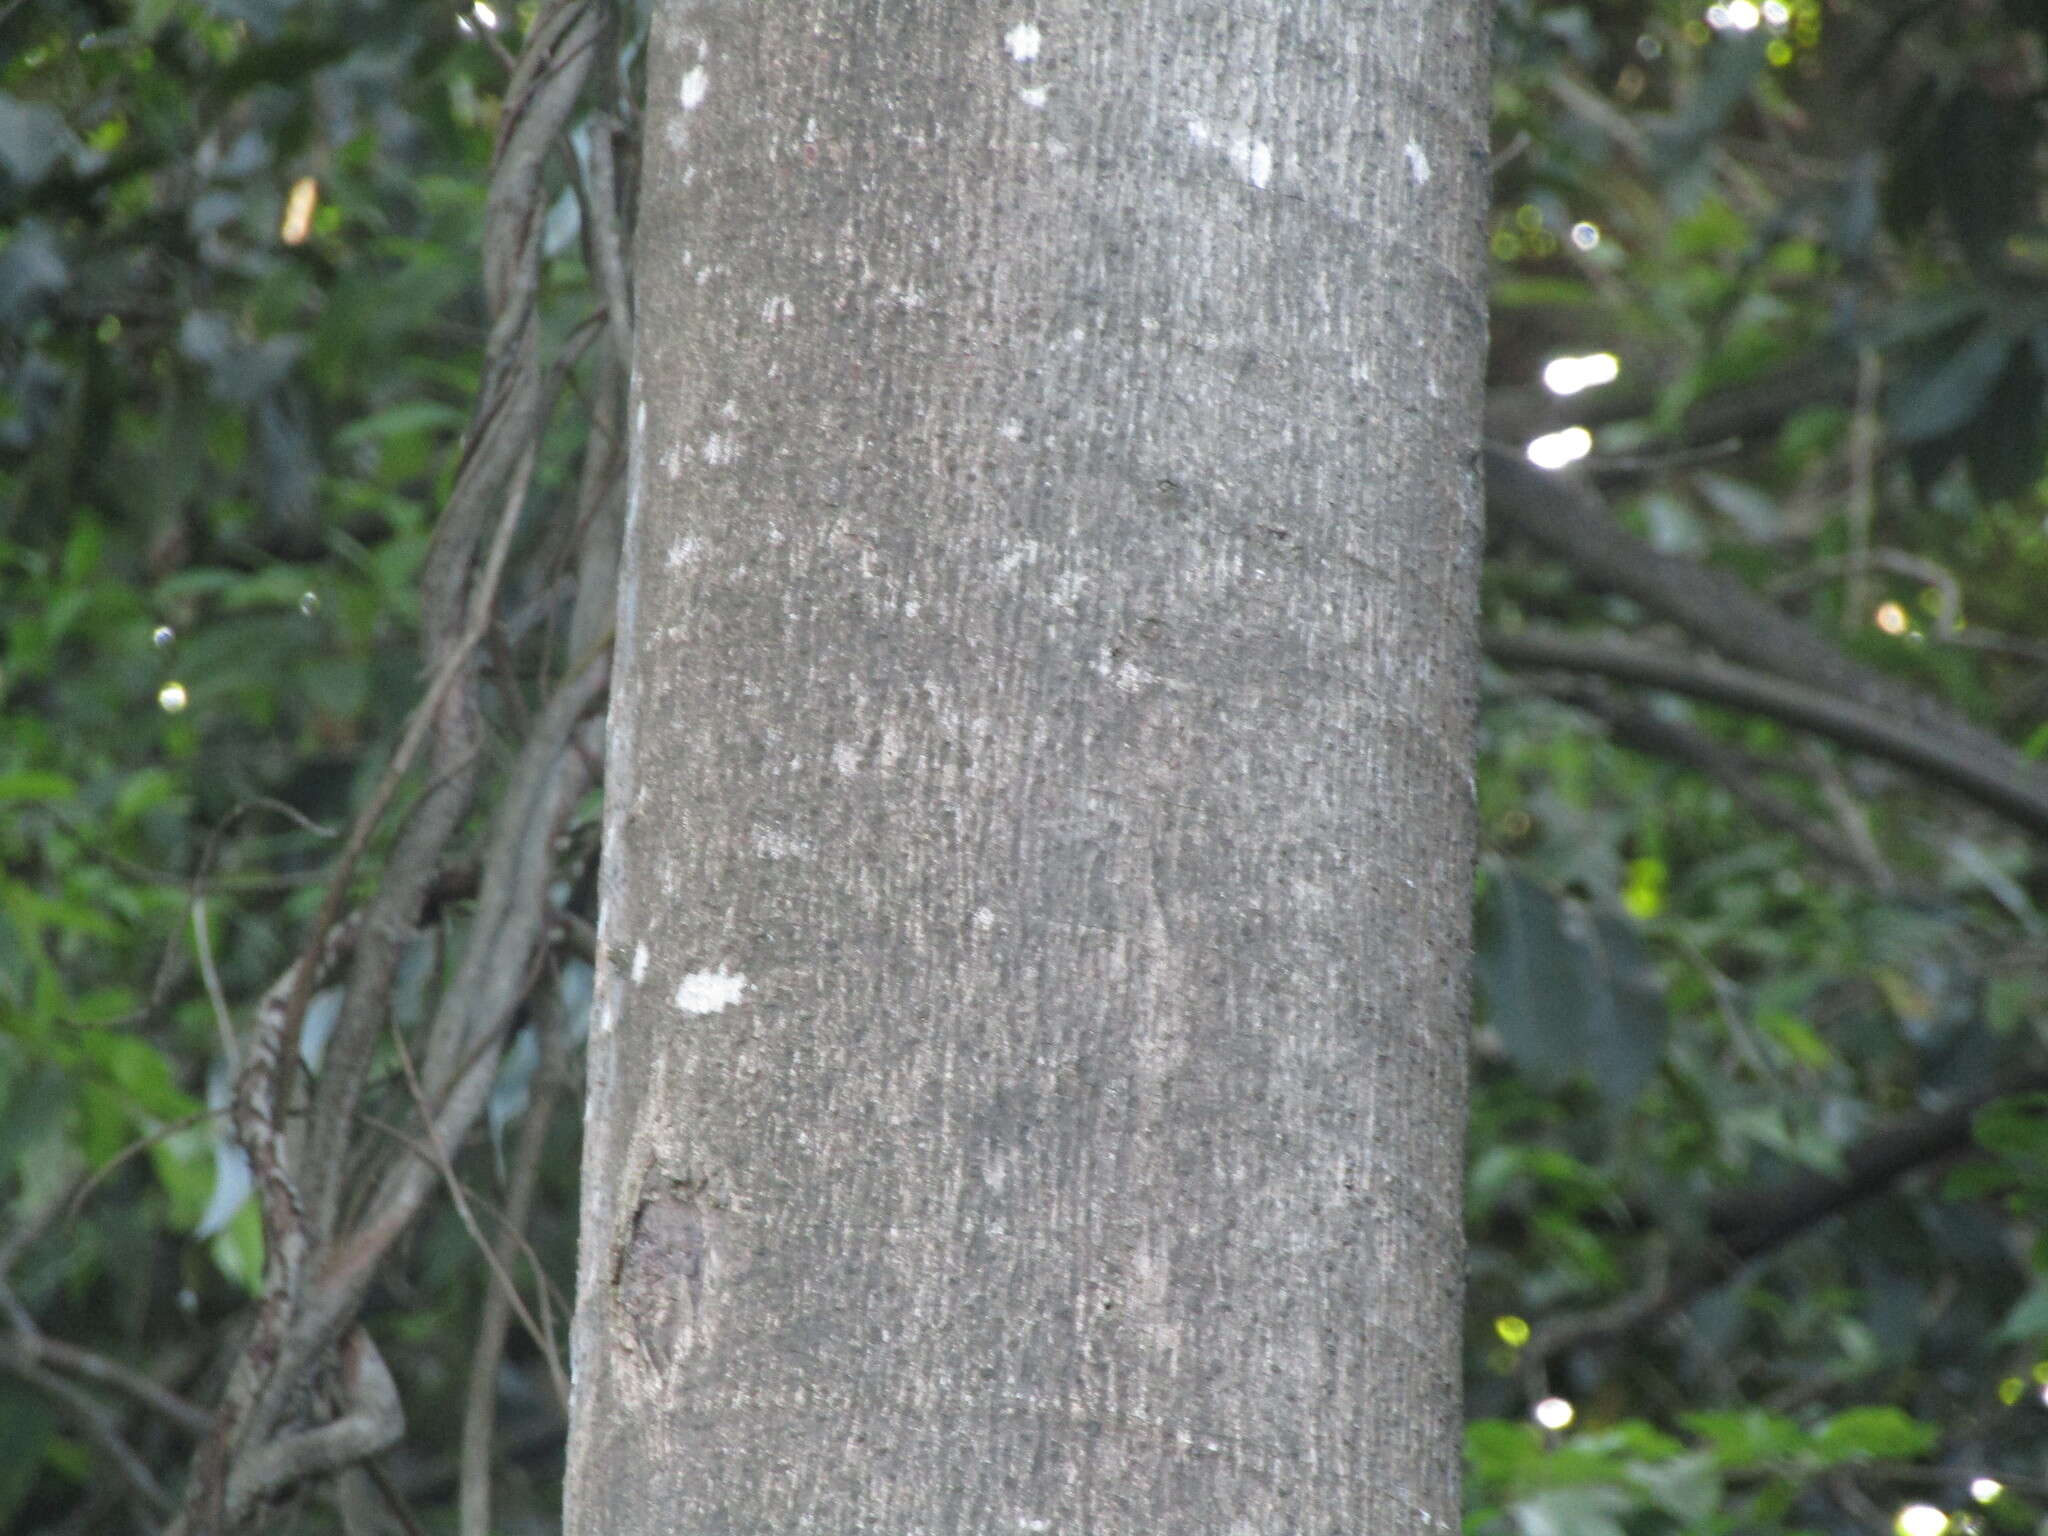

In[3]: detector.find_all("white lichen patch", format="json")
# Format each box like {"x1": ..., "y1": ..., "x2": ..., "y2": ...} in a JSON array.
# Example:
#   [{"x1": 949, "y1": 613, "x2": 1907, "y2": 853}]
[
  {"x1": 1004, "y1": 21, "x2": 1041, "y2": 61},
  {"x1": 1187, "y1": 118, "x2": 1273, "y2": 189},
  {"x1": 874, "y1": 723, "x2": 905, "y2": 769},
  {"x1": 1019, "y1": 85, "x2": 1048, "y2": 108},
  {"x1": 996, "y1": 537, "x2": 1045, "y2": 573},
  {"x1": 631, "y1": 942, "x2": 650, "y2": 983},
  {"x1": 1404, "y1": 140, "x2": 1431, "y2": 184},
  {"x1": 1228, "y1": 135, "x2": 1273, "y2": 189},
  {"x1": 679, "y1": 65, "x2": 709, "y2": 111},
  {"x1": 675, "y1": 968, "x2": 748, "y2": 1016},
  {"x1": 998, "y1": 418, "x2": 1025, "y2": 441},
  {"x1": 973, "y1": 906, "x2": 996, "y2": 930},
  {"x1": 751, "y1": 825, "x2": 814, "y2": 861},
  {"x1": 760, "y1": 295, "x2": 794, "y2": 324},
  {"x1": 832, "y1": 741, "x2": 862, "y2": 777},
  {"x1": 702, "y1": 433, "x2": 736, "y2": 465},
  {"x1": 665, "y1": 536, "x2": 704, "y2": 568}
]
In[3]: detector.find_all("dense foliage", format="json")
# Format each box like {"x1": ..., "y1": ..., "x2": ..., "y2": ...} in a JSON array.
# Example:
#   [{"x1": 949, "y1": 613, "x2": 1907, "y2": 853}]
[{"x1": 5, "y1": 0, "x2": 2048, "y2": 1532}]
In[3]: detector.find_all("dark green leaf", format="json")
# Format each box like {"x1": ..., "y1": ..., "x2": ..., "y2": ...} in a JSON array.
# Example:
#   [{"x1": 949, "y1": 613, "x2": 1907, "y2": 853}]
[{"x1": 1888, "y1": 327, "x2": 2016, "y2": 443}]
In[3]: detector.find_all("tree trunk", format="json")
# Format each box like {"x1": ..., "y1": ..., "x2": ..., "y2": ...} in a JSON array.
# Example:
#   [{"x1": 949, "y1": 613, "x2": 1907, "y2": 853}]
[{"x1": 565, "y1": 1, "x2": 1489, "y2": 1529}]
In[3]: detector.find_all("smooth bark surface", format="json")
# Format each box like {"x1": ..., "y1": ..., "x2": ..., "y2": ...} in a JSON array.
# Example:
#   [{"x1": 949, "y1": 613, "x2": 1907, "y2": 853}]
[{"x1": 566, "y1": 2, "x2": 1488, "y2": 1529}]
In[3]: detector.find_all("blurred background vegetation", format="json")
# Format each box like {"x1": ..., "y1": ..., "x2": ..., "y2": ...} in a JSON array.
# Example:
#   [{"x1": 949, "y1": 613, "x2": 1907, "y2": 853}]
[{"x1": 7, "y1": 0, "x2": 2048, "y2": 1531}]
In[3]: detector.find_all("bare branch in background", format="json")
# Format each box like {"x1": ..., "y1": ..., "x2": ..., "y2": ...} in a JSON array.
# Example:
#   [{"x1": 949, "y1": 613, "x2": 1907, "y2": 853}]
[
  {"x1": 1484, "y1": 446, "x2": 2048, "y2": 838},
  {"x1": 166, "y1": 1, "x2": 631, "y2": 1526}
]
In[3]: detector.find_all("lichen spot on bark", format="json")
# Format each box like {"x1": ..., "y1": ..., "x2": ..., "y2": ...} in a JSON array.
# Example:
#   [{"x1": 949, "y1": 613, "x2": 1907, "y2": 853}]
[{"x1": 674, "y1": 967, "x2": 747, "y2": 1016}]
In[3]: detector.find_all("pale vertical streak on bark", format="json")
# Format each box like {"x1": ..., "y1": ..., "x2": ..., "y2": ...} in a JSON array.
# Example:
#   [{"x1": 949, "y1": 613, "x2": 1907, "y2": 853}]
[{"x1": 569, "y1": 1, "x2": 1488, "y2": 1530}]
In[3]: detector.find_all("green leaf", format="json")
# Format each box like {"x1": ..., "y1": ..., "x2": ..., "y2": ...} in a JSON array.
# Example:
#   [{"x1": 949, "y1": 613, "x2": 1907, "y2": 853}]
[
  {"x1": 209, "y1": 1196, "x2": 267, "y2": 1295},
  {"x1": 1468, "y1": 1420, "x2": 1549, "y2": 1486},
  {"x1": 1628, "y1": 1451, "x2": 1723, "y2": 1527},
  {"x1": 1889, "y1": 327, "x2": 2016, "y2": 443},
  {"x1": 1995, "y1": 1282, "x2": 2048, "y2": 1344},
  {"x1": 332, "y1": 399, "x2": 464, "y2": 448},
  {"x1": 1477, "y1": 873, "x2": 1591, "y2": 1091},
  {"x1": 1810, "y1": 1406, "x2": 1937, "y2": 1464},
  {"x1": 150, "y1": 1125, "x2": 216, "y2": 1232},
  {"x1": 1681, "y1": 1409, "x2": 1807, "y2": 1468},
  {"x1": 1578, "y1": 909, "x2": 1668, "y2": 1105},
  {"x1": 1476, "y1": 875, "x2": 1665, "y2": 1105},
  {"x1": 0, "y1": 1381, "x2": 56, "y2": 1529},
  {"x1": 0, "y1": 770, "x2": 76, "y2": 805},
  {"x1": 112, "y1": 767, "x2": 181, "y2": 823},
  {"x1": 79, "y1": 1032, "x2": 195, "y2": 1122},
  {"x1": 1509, "y1": 1487, "x2": 1630, "y2": 1536},
  {"x1": 1973, "y1": 1094, "x2": 2048, "y2": 1168}
]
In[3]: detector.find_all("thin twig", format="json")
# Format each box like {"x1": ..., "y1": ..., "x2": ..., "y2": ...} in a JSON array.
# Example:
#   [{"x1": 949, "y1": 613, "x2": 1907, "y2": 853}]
[
  {"x1": 1484, "y1": 627, "x2": 2048, "y2": 838},
  {"x1": 0, "y1": 1324, "x2": 212, "y2": 1437},
  {"x1": 389, "y1": 1026, "x2": 568, "y2": 1413},
  {"x1": 0, "y1": 1343, "x2": 176, "y2": 1515},
  {"x1": 458, "y1": 1003, "x2": 570, "y2": 1536},
  {"x1": 193, "y1": 897, "x2": 241, "y2": 1073}
]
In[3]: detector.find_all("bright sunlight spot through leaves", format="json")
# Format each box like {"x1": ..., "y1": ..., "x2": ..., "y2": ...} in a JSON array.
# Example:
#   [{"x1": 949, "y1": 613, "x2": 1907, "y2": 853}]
[
  {"x1": 280, "y1": 177, "x2": 318, "y2": 246},
  {"x1": 1708, "y1": 1, "x2": 1763, "y2": 30},
  {"x1": 1526, "y1": 426, "x2": 1592, "y2": 468},
  {"x1": 1541, "y1": 353, "x2": 1620, "y2": 396},
  {"x1": 1532, "y1": 1397, "x2": 1574, "y2": 1430}
]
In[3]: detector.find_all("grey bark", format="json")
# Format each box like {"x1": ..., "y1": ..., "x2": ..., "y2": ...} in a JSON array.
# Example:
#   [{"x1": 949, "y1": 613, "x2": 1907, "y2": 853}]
[{"x1": 565, "y1": 2, "x2": 1489, "y2": 1530}]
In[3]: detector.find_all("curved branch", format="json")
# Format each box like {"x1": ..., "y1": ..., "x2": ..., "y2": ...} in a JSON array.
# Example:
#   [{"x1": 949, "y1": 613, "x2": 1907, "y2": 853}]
[
  {"x1": 0, "y1": 1340, "x2": 175, "y2": 1516},
  {"x1": 1511, "y1": 677, "x2": 1886, "y2": 881},
  {"x1": 0, "y1": 1328, "x2": 211, "y2": 1437},
  {"x1": 1484, "y1": 629, "x2": 2048, "y2": 839},
  {"x1": 1705, "y1": 1075, "x2": 2048, "y2": 1261},
  {"x1": 222, "y1": 1328, "x2": 402, "y2": 1528},
  {"x1": 1526, "y1": 1074, "x2": 2046, "y2": 1363},
  {"x1": 1484, "y1": 447, "x2": 2048, "y2": 774}
]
